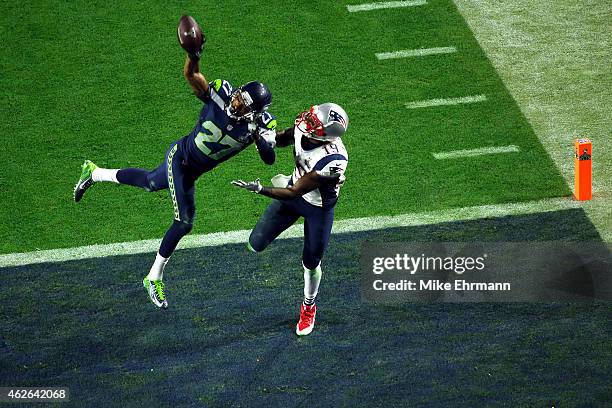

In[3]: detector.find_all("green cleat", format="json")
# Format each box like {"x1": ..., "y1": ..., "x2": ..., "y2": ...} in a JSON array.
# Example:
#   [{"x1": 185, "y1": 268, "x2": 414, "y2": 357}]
[
  {"x1": 143, "y1": 277, "x2": 168, "y2": 309},
  {"x1": 73, "y1": 160, "x2": 98, "y2": 202}
]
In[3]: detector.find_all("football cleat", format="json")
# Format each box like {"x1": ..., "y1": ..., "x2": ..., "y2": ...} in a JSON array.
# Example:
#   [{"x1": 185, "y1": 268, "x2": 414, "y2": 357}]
[
  {"x1": 143, "y1": 277, "x2": 168, "y2": 309},
  {"x1": 73, "y1": 160, "x2": 98, "y2": 202},
  {"x1": 296, "y1": 303, "x2": 317, "y2": 336}
]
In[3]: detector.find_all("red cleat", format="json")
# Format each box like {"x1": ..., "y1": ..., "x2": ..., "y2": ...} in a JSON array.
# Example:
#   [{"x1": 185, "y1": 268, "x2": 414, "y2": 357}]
[{"x1": 296, "y1": 303, "x2": 317, "y2": 336}]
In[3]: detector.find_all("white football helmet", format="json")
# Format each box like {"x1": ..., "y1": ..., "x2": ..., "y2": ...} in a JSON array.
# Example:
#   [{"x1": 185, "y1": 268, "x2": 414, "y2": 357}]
[{"x1": 295, "y1": 103, "x2": 349, "y2": 142}]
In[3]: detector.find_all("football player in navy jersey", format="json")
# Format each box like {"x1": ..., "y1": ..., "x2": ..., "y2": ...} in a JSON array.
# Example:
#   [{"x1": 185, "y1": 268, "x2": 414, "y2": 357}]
[
  {"x1": 233, "y1": 103, "x2": 349, "y2": 335},
  {"x1": 73, "y1": 40, "x2": 277, "y2": 309}
]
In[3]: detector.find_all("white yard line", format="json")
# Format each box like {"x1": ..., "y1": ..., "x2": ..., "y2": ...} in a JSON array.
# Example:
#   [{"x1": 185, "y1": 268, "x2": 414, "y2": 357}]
[
  {"x1": 433, "y1": 145, "x2": 520, "y2": 159},
  {"x1": 347, "y1": 0, "x2": 426, "y2": 13},
  {"x1": 406, "y1": 94, "x2": 487, "y2": 109},
  {"x1": 376, "y1": 47, "x2": 457, "y2": 60},
  {"x1": 0, "y1": 197, "x2": 580, "y2": 268}
]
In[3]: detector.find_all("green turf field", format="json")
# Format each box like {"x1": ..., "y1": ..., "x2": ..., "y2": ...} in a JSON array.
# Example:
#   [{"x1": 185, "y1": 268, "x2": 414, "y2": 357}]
[
  {"x1": 2, "y1": 0, "x2": 610, "y2": 407},
  {"x1": 0, "y1": 0, "x2": 570, "y2": 254}
]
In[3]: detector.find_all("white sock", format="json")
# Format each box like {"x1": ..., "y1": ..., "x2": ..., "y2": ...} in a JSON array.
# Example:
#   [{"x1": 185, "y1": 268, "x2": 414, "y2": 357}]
[
  {"x1": 146, "y1": 253, "x2": 169, "y2": 281},
  {"x1": 303, "y1": 263, "x2": 322, "y2": 305},
  {"x1": 92, "y1": 168, "x2": 119, "y2": 183}
]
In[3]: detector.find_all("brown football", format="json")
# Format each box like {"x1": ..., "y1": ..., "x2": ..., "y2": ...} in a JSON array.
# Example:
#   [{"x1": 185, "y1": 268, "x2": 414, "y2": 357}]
[{"x1": 177, "y1": 15, "x2": 204, "y2": 56}]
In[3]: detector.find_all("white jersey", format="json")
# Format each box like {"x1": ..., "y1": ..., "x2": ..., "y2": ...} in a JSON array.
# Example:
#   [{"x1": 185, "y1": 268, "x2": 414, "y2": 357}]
[{"x1": 290, "y1": 125, "x2": 348, "y2": 208}]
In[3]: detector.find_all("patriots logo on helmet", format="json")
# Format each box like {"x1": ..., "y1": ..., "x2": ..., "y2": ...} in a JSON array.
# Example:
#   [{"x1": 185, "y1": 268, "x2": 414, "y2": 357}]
[{"x1": 328, "y1": 110, "x2": 346, "y2": 127}]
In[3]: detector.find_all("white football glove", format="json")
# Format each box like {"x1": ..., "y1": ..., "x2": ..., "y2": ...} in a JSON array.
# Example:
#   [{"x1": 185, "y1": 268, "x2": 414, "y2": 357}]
[{"x1": 231, "y1": 178, "x2": 263, "y2": 193}]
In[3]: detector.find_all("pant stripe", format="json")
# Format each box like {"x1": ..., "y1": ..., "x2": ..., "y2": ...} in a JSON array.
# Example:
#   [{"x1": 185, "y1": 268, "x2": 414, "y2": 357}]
[{"x1": 167, "y1": 144, "x2": 180, "y2": 221}]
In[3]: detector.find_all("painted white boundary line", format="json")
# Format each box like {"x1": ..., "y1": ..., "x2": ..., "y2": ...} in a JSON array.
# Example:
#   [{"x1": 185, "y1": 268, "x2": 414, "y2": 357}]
[
  {"x1": 376, "y1": 47, "x2": 457, "y2": 60},
  {"x1": 406, "y1": 94, "x2": 487, "y2": 109},
  {"x1": 347, "y1": 0, "x2": 426, "y2": 13},
  {"x1": 433, "y1": 145, "x2": 520, "y2": 159},
  {"x1": 0, "y1": 197, "x2": 580, "y2": 268}
]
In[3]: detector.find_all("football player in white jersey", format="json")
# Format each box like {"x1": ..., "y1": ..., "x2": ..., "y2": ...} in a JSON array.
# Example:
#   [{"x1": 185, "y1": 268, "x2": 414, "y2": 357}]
[{"x1": 232, "y1": 103, "x2": 349, "y2": 336}]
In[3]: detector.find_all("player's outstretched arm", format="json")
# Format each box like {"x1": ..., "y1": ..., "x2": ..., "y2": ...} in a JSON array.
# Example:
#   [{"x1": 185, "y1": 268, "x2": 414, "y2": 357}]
[
  {"x1": 275, "y1": 127, "x2": 295, "y2": 148},
  {"x1": 257, "y1": 171, "x2": 320, "y2": 199},
  {"x1": 232, "y1": 171, "x2": 338, "y2": 200},
  {"x1": 253, "y1": 131, "x2": 276, "y2": 165},
  {"x1": 183, "y1": 55, "x2": 209, "y2": 99}
]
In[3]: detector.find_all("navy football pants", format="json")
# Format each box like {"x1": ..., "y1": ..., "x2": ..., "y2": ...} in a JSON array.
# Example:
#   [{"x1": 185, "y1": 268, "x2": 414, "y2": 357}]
[
  {"x1": 116, "y1": 143, "x2": 203, "y2": 258},
  {"x1": 249, "y1": 197, "x2": 335, "y2": 270}
]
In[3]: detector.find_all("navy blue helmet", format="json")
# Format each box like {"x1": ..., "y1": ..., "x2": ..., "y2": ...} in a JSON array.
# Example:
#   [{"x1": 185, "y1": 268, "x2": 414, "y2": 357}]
[{"x1": 226, "y1": 81, "x2": 272, "y2": 121}]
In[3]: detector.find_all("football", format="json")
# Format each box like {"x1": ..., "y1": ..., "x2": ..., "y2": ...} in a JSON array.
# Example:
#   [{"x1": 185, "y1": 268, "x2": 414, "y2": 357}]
[{"x1": 177, "y1": 15, "x2": 204, "y2": 57}]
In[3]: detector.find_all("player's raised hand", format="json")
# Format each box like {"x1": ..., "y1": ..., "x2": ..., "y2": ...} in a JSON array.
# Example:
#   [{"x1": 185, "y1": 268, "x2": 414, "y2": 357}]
[
  {"x1": 177, "y1": 15, "x2": 206, "y2": 60},
  {"x1": 231, "y1": 179, "x2": 263, "y2": 193},
  {"x1": 190, "y1": 34, "x2": 206, "y2": 60}
]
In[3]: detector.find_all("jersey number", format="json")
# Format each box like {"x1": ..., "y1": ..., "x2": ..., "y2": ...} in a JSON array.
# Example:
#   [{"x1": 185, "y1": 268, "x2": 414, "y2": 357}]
[
  {"x1": 195, "y1": 121, "x2": 243, "y2": 160},
  {"x1": 323, "y1": 143, "x2": 339, "y2": 155}
]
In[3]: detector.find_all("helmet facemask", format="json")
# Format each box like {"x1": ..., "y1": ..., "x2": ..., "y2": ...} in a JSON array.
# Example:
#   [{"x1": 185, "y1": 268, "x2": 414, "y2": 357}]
[
  {"x1": 226, "y1": 81, "x2": 272, "y2": 123},
  {"x1": 295, "y1": 105, "x2": 326, "y2": 140},
  {"x1": 295, "y1": 104, "x2": 348, "y2": 142},
  {"x1": 226, "y1": 89, "x2": 256, "y2": 121}
]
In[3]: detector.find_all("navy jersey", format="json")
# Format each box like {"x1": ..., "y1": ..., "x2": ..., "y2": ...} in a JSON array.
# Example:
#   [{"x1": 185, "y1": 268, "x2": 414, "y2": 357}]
[{"x1": 179, "y1": 79, "x2": 277, "y2": 172}]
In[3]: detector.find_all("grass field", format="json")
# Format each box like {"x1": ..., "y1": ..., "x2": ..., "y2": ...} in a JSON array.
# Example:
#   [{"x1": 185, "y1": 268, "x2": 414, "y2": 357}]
[
  {"x1": 0, "y1": 0, "x2": 570, "y2": 253},
  {"x1": 1, "y1": 0, "x2": 610, "y2": 406}
]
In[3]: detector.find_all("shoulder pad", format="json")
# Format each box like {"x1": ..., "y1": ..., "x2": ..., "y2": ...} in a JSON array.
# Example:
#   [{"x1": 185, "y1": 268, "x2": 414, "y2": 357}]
[
  {"x1": 257, "y1": 111, "x2": 277, "y2": 130},
  {"x1": 210, "y1": 79, "x2": 233, "y2": 102}
]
